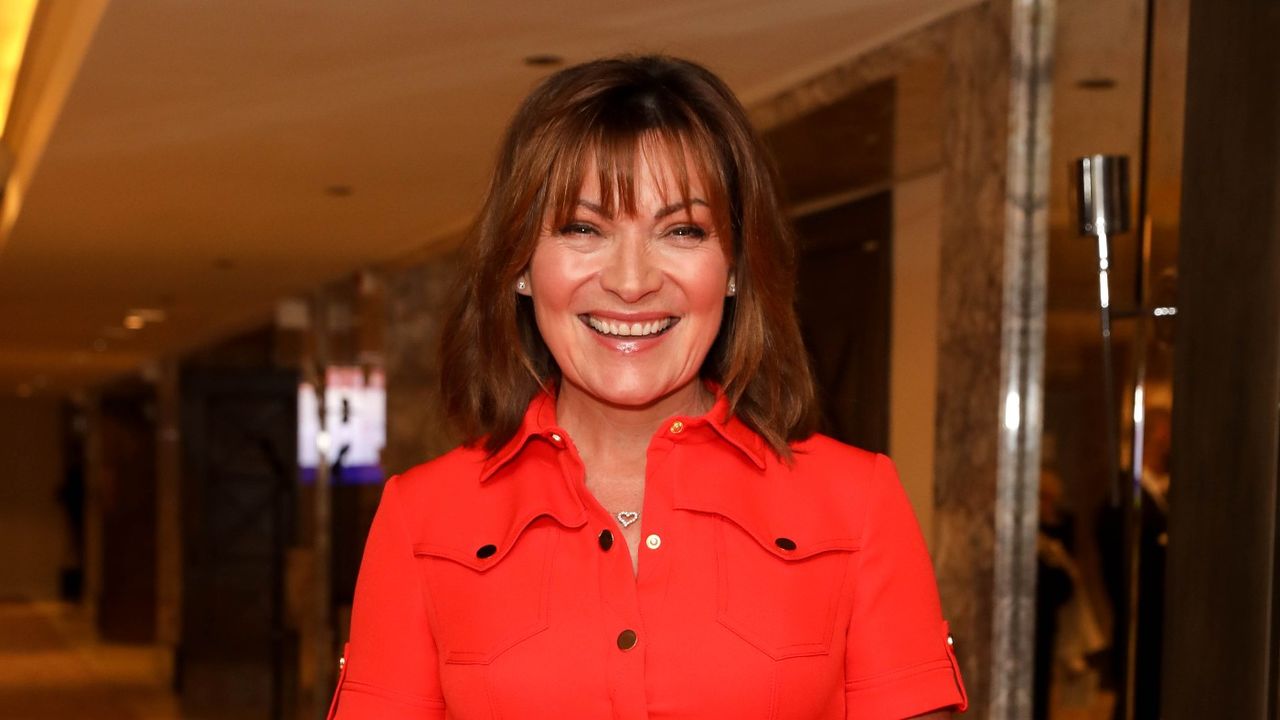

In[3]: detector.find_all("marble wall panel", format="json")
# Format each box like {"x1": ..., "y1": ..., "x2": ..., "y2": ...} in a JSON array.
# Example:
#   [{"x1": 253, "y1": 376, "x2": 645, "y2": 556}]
[{"x1": 381, "y1": 250, "x2": 462, "y2": 475}]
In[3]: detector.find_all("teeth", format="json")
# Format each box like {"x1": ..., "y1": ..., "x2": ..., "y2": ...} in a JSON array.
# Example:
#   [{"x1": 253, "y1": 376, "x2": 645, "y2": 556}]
[{"x1": 586, "y1": 316, "x2": 674, "y2": 337}]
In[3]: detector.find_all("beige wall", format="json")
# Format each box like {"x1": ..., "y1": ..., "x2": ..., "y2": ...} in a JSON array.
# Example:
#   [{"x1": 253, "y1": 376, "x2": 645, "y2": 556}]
[
  {"x1": 890, "y1": 172, "x2": 943, "y2": 550},
  {"x1": 890, "y1": 56, "x2": 945, "y2": 551},
  {"x1": 0, "y1": 397, "x2": 68, "y2": 600}
]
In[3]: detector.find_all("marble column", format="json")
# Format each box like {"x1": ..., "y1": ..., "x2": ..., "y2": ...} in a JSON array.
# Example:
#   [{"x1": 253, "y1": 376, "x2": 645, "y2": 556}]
[
  {"x1": 933, "y1": 2, "x2": 1052, "y2": 717},
  {"x1": 381, "y1": 247, "x2": 463, "y2": 474}
]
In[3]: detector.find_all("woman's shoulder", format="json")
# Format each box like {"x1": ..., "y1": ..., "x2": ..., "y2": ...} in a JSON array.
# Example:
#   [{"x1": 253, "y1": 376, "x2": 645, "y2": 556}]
[
  {"x1": 384, "y1": 443, "x2": 491, "y2": 504},
  {"x1": 785, "y1": 432, "x2": 884, "y2": 481}
]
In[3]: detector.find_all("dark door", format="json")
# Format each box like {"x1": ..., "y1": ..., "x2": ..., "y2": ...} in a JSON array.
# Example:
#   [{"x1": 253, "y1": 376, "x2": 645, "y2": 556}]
[
  {"x1": 793, "y1": 191, "x2": 893, "y2": 452},
  {"x1": 96, "y1": 381, "x2": 158, "y2": 642},
  {"x1": 180, "y1": 369, "x2": 296, "y2": 720}
]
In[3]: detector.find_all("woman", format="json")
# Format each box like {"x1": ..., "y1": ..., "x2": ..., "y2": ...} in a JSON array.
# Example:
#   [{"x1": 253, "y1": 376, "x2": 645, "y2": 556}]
[{"x1": 329, "y1": 55, "x2": 967, "y2": 719}]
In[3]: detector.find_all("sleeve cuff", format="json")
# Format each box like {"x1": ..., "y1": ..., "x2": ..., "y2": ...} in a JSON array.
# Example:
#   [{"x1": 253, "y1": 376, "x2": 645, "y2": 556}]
[
  {"x1": 845, "y1": 641, "x2": 968, "y2": 718},
  {"x1": 329, "y1": 668, "x2": 446, "y2": 720}
]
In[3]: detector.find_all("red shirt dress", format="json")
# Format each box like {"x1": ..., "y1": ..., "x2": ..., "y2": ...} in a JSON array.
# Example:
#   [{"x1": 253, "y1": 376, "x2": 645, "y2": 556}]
[{"x1": 329, "y1": 390, "x2": 967, "y2": 719}]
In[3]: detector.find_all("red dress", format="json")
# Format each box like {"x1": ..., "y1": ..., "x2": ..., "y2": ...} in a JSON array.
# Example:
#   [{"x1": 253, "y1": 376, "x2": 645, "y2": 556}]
[{"x1": 329, "y1": 390, "x2": 967, "y2": 719}]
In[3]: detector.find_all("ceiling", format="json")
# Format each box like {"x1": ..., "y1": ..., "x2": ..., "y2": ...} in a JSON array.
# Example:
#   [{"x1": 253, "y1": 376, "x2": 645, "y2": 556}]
[{"x1": 0, "y1": 0, "x2": 980, "y2": 397}]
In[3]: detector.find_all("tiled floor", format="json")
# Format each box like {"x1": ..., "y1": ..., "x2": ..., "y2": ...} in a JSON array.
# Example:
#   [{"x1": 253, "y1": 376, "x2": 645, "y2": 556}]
[{"x1": 0, "y1": 601, "x2": 180, "y2": 720}]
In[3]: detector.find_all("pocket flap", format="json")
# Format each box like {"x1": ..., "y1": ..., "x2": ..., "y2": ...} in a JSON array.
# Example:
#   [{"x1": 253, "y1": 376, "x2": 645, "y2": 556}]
[
  {"x1": 412, "y1": 510, "x2": 581, "y2": 571},
  {"x1": 674, "y1": 469, "x2": 861, "y2": 561}
]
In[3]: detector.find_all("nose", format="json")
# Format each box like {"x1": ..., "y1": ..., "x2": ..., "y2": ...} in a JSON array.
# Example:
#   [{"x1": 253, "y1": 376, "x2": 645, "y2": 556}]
[{"x1": 599, "y1": 234, "x2": 661, "y2": 303}]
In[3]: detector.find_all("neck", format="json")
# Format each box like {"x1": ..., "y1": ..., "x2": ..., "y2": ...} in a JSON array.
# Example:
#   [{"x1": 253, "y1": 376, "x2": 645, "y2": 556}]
[{"x1": 555, "y1": 379, "x2": 713, "y2": 466}]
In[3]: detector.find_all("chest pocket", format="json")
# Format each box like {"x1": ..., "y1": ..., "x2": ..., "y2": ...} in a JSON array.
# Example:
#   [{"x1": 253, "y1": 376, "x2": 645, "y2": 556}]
[
  {"x1": 412, "y1": 516, "x2": 563, "y2": 665},
  {"x1": 713, "y1": 516, "x2": 858, "y2": 660}
]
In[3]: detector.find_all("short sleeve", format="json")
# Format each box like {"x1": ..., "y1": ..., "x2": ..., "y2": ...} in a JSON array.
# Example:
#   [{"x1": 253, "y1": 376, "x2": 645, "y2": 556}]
[
  {"x1": 844, "y1": 454, "x2": 968, "y2": 718},
  {"x1": 329, "y1": 476, "x2": 446, "y2": 719}
]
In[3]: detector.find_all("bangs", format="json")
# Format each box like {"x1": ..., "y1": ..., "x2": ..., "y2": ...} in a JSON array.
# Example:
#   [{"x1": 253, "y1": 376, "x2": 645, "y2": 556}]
[{"x1": 541, "y1": 123, "x2": 735, "y2": 250}]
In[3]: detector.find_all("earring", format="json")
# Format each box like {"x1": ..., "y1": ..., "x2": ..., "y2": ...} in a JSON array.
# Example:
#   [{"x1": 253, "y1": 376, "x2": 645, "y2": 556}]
[
  {"x1": 727, "y1": 277, "x2": 737, "y2": 296},
  {"x1": 517, "y1": 279, "x2": 527, "y2": 292}
]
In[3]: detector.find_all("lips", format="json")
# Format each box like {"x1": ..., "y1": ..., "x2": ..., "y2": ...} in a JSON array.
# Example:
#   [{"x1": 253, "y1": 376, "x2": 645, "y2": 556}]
[{"x1": 580, "y1": 314, "x2": 679, "y2": 338}]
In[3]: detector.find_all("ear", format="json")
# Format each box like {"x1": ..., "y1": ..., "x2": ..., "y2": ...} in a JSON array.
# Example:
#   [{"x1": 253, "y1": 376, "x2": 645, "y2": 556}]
[{"x1": 515, "y1": 273, "x2": 533, "y2": 297}]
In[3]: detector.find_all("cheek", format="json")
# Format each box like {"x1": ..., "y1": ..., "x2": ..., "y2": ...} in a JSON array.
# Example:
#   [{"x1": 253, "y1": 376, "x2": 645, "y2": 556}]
[
  {"x1": 682, "y1": 257, "x2": 731, "y2": 316},
  {"x1": 528, "y1": 247, "x2": 584, "y2": 311}
]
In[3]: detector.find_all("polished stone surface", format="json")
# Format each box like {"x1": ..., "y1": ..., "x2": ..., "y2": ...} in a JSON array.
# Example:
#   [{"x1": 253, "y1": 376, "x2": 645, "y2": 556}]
[
  {"x1": 382, "y1": 249, "x2": 462, "y2": 475},
  {"x1": 0, "y1": 601, "x2": 179, "y2": 720},
  {"x1": 932, "y1": 4, "x2": 1019, "y2": 717}
]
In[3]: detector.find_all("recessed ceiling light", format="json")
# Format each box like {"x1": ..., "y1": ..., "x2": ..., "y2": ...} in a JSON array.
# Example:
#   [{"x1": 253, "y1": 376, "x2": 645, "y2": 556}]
[
  {"x1": 524, "y1": 54, "x2": 563, "y2": 67},
  {"x1": 124, "y1": 314, "x2": 145, "y2": 330},
  {"x1": 325, "y1": 184, "x2": 353, "y2": 198},
  {"x1": 130, "y1": 308, "x2": 166, "y2": 323},
  {"x1": 1075, "y1": 77, "x2": 1117, "y2": 90}
]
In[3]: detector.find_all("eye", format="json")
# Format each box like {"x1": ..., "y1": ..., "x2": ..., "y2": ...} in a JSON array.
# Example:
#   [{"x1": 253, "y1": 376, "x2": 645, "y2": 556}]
[
  {"x1": 669, "y1": 225, "x2": 707, "y2": 240},
  {"x1": 558, "y1": 222, "x2": 599, "y2": 236}
]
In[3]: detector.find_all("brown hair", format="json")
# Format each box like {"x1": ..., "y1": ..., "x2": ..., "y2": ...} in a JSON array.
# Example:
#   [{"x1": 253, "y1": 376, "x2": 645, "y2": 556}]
[{"x1": 440, "y1": 55, "x2": 817, "y2": 458}]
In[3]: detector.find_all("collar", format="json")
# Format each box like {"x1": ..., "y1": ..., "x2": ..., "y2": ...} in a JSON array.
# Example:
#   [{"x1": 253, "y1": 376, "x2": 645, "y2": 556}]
[{"x1": 478, "y1": 381, "x2": 767, "y2": 482}]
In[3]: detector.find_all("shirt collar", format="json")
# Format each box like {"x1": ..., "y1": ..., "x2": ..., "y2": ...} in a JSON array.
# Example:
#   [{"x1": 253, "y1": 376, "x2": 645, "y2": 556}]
[{"x1": 478, "y1": 381, "x2": 767, "y2": 482}]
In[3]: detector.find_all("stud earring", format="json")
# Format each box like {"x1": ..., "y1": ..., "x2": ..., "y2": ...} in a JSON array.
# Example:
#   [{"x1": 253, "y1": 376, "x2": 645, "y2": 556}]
[
  {"x1": 516, "y1": 279, "x2": 527, "y2": 292},
  {"x1": 727, "y1": 277, "x2": 737, "y2": 296}
]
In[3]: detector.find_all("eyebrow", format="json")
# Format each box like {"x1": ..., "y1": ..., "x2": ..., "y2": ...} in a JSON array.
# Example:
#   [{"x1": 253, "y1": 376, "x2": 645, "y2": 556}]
[{"x1": 574, "y1": 198, "x2": 710, "y2": 220}]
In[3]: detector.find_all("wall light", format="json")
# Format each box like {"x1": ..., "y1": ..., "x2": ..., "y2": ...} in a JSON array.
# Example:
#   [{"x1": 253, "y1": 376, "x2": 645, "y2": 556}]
[{"x1": 0, "y1": 0, "x2": 38, "y2": 137}]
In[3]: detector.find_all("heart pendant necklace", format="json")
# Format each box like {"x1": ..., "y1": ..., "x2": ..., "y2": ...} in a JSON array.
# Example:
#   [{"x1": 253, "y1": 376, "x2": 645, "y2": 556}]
[{"x1": 616, "y1": 511, "x2": 639, "y2": 528}]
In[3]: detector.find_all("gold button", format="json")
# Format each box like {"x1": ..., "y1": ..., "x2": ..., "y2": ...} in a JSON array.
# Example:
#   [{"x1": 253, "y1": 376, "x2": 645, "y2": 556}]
[
  {"x1": 617, "y1": 629, "x2": 638, "y2": 651},
  {"x1": 645, "y1": 534, "x2": 661, "y2": 550},
  {"x1": 669, "y1": 420, "x2": 684, "y2": 434},
  {"x1": 338, "y1": 657, "x2": 346, "y2": 670},
  {"x1": 947, "y1": 634, "x2": 955, "y2": 647},
  {"x1": 550, "y1": 433, "x2": 562, "y2": 443}
]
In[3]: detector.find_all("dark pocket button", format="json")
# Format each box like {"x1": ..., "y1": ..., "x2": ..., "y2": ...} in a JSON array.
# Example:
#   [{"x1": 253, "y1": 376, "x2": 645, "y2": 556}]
[
  {"x1": 476, "y1": 544, "x2": 498, "y2": 559},
  {"x1": 617, "y1": 629, "x2": 638, "y2": 651},
  {"x1": 774, "y1": 537, "x2": 797, "y2": 551},
  {"x1": 598, "y1": 529, "x2": 614, "y2": 551}
]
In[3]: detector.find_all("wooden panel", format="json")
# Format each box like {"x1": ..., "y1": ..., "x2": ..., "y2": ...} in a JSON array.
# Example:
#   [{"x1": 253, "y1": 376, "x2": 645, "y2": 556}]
[{"x1": 1163, "y1": 0, "x2": 1280, "y2": 717}]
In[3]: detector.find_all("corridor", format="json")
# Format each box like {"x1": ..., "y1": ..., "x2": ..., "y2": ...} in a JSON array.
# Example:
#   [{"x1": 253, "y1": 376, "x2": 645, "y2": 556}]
[{"x1": 0, "y1": 601, "x2": 178, "y2": 720}]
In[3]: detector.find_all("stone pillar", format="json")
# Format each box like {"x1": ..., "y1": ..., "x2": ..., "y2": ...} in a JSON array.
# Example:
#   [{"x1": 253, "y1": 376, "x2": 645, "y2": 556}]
[
  {"x1": 933, "y1": 2, "x2": 1053, "y2": 717},
  {"x1": 382, "y1": 248, "x2": 463, "y2": 474}
]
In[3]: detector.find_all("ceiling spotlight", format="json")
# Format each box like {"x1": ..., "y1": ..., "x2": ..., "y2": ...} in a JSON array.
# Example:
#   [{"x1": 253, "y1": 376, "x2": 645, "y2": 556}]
[
  {"x1": 130, "y1": 308, "x2": 166, "y2": 322},
  {"x1": 524, "y1": 54, "x2": 564, "y2": 68},
  {"x1": 1075, "y1": 77, "x2": 1117, "y2": 90},
  {"x1": 124, "y1": 314, "x2": 145, "y2": 330}
]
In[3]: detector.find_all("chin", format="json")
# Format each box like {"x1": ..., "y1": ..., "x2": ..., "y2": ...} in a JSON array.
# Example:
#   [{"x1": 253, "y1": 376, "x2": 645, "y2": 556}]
[
  {"x1": 574, "y1": 372, "x2": 684, "y2": 410},
  {"x1": 589, "y1": 384, "x2": 668, "y2": 409}
]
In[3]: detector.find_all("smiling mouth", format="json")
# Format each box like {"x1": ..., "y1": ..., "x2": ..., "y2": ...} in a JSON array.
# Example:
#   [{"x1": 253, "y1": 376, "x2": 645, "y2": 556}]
[{"x1": 580, "y1": 314, "x2": 679, "y2": 338}]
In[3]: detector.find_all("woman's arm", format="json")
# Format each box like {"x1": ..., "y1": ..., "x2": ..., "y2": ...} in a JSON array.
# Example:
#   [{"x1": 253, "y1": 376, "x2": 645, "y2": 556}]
[
  {"x1": 329, "y1": 477, "x2": 446, "y2": 720},
  {"x1": 843, "y1": 454, "x2": 968, "y2": 718}
]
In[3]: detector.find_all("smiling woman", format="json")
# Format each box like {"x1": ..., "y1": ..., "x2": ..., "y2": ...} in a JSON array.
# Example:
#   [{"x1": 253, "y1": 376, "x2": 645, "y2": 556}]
[
  {"x1": 521, "y1": 146, "x2": 733, "y2": 415},
  {"x1": 329, "y1": 55, "x2": 967, "y2": 720}
]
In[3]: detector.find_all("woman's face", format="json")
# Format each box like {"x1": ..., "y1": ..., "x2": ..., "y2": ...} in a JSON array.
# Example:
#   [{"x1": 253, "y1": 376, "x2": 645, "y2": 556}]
[{"x1": 524, "y1": 147, "x2": 732, "y2": 409}]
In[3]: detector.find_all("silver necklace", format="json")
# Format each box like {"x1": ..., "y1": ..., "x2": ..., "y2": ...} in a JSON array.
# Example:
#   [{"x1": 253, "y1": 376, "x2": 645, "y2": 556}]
[{"x1": 616, "y1": 511, "x2": 639, "y2": 528}]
